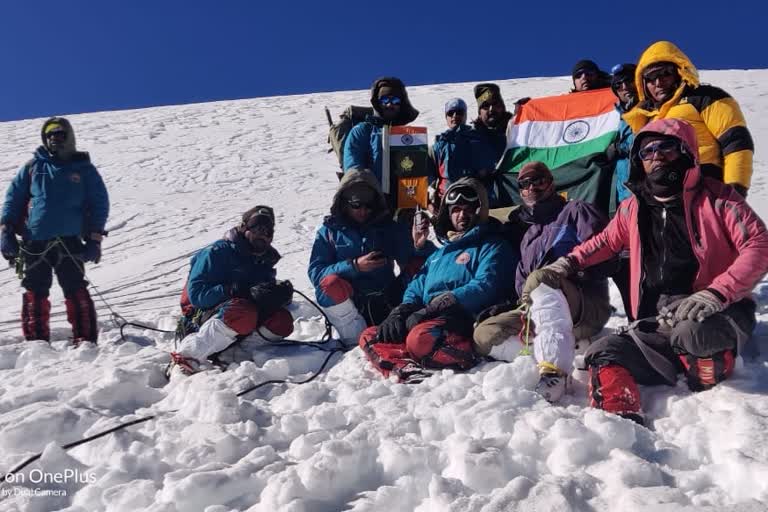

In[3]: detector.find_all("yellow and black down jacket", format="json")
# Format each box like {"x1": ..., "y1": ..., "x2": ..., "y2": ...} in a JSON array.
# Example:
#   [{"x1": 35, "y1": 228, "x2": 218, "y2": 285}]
[{"x1": 624, "y1": 41, "x2": 754, "y2": 190}]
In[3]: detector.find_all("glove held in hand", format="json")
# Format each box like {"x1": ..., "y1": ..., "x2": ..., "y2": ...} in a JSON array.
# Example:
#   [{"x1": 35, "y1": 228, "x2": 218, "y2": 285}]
[{"x1": 378, "y1": 303, "x2": 421, "y2": 343}]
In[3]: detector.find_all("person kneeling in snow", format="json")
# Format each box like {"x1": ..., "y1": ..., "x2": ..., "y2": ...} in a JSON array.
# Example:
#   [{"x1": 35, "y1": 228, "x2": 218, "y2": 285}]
[
  {"x1": 308, "y1": 169, "x2": 433, "y2": 345},
  {"x1": 526, "y1": 118, "x2": 768, "y2": 425},
  {"x1": 473, "y1": 161, "x2": 613, "y2": 403},
  {"x1": 170, "y1": 206, "x2": 294, "y2": 375},
  {"x1": 359, "y1": 178, "x2": 518, "y2": 382}
]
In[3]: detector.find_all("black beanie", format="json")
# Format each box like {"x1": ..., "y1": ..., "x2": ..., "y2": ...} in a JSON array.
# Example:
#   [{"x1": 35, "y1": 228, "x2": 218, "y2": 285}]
[{"x1": 572, "y1": 59, "x2": 600, "y2": 78}]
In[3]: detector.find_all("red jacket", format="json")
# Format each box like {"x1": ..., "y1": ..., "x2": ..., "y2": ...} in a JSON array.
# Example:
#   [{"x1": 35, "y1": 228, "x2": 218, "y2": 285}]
[{"x1": 570, "y1": 118, "x2": 768, "y2": 319}]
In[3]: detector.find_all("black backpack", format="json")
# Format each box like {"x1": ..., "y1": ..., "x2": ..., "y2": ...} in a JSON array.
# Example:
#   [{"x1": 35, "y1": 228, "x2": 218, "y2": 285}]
[{"x1": 326, "y1": 106, "x2": 374, "y2": 180}]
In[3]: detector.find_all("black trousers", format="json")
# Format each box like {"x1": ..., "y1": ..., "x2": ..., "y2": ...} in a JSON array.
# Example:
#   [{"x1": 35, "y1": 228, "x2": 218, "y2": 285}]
[
  {"x1": 585, "y1": 298, "x2": 756, "y2": 386},
  {"x1": 21, "y1": 238, "x2": 88, "y2": 296}
]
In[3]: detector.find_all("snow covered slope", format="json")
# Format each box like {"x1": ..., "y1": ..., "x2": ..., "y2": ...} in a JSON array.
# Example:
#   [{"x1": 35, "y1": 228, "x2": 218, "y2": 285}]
[{"x1": 1, "y1": 70, "x2": 767, "y2": 511}]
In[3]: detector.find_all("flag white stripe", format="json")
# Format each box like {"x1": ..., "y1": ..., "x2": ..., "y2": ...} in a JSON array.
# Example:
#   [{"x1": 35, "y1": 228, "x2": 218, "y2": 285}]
[
  {"x1": 506, "y1": 110, "x2": 620, "y2": 149},
  {"x1": 390, "y1": 133, "x2": 429, "y2": 147}
]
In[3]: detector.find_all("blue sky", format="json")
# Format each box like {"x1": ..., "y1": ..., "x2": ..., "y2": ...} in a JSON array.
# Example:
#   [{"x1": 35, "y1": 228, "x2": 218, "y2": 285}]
[{"x1": 0, "y1": 0, "x2": 764, "y2": 122}]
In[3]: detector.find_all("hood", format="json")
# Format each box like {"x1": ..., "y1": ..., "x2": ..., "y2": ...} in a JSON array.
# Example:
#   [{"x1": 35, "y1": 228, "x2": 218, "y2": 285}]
[
  {"x1": 330, "y1": 169, "x2": 389, "y2": 220},
  {"x1": 434, "y1": 177, "x2": 490, "y2": 241},
  {"x1": 40, "y1": 116, "x2": 77, "y2": 154},
  {"x1": 634, "y1": 41, "x2": 699, "y2": 107},
  {"x1": 369, "y1": 77, "x2": 419, "y2": 126},
  {"x1": 627, "y1": 118, "x2": 701, "y2": 192}
]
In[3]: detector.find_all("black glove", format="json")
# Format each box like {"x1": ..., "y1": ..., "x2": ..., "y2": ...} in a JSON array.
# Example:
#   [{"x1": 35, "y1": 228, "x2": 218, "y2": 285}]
[
  {"x1": 82, "y1": 239, "x2": 102, "y2": 264},
  {"x1": 377, "y1": 303, "x2": 421, "y2": 343},
  {"x1": 1, "y1": 227, "x2": 19, "y2": 262},
  {"x1": 249, "y1": 280, "x2": 294, "y2": 316},
  {"x1": 230, "y1": 281, "x2": 253, "y2": 299},
  {"x1": 405, "y1": 292, "x2": 460, "y2": 330},
  {"x1": 476, "y1": 300, "x2": 516, "y2": 323}
]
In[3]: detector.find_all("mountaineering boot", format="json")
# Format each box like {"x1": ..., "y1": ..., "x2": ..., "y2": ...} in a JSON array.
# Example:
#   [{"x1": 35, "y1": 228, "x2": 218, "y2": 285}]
[
  {"x1": 65, "y1": 287, "x2": 98, "y2": 344},
  {"x1": 21, "y1": 291, "x2": 51, "y2": 341},
  {"x1": 166, "y1": 352, "x2": 205, "y2": 377},
  {"x1": 535, "y1": 371, "x2": 567, "y2": 403},
  {"x1": 323, "y1": 298, "x2": 367, "y2": 346},
  {"x1": 177, "y1": 317, "x2": 239, "y2": 361}
]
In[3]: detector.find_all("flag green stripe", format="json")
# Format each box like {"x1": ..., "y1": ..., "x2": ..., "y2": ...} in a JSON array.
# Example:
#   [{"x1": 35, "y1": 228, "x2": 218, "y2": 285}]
[{"x1": 498, "y1": 131, "x2": 616, "y2": 172}]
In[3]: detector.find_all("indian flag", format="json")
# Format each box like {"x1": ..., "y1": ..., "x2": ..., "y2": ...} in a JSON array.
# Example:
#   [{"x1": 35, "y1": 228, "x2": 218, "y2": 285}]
[
  {"x1": 497, "y1": 88, "x2": 620, "y2": 172},
  {"x1": 382, "y1": 125, "x2": 429, "y2": 208}
]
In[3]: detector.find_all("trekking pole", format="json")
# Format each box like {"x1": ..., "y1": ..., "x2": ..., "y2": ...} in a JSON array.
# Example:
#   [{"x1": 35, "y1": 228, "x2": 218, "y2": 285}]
[{"x1": 324, "y1": 107, "x2": 333, "y2": 127}]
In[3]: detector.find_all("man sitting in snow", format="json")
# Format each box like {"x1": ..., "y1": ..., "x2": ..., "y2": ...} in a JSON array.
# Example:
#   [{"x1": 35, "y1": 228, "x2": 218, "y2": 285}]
[
  {"x1": 473, "y1": 162, "x2": 612, "y2": 403},
  {"x1": 525, "y1": 118, "x2": 768, "y2": 425},
  {"x1": 359, "y1": 178, "x2": 518, "y2": 382},
  {"x1": 169, "y1": 206, "x2": 294, "y2": 375},
  {"x1": 308, "y1": 169, "x2": 433, "y2": 346}
]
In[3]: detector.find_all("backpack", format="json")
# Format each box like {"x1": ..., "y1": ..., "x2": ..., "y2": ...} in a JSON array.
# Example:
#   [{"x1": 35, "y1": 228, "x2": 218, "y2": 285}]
[{"x1": 326, "y1": 106, "x2": 374, "y2": 180}]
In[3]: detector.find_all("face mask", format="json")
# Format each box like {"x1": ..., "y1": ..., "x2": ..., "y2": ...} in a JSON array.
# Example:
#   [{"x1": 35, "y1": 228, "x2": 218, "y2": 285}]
[{"x1": 645, "y1": 166, "x2": 685, "y2": 197}]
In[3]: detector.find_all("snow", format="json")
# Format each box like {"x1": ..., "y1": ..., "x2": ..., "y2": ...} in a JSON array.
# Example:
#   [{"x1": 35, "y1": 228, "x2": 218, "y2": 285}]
[{"x1": 1, "y1": 70, "x2": 768, "y2": 511}]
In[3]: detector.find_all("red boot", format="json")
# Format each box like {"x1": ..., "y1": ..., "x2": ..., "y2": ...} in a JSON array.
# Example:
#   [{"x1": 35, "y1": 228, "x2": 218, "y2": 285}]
[
  {"x1": 678, "y1": 351, "x2": 735, "y2": 391},
  {"x1": 65, "y1": 288, "x2": 98, "y2": 344},
  {"x1": 589, "y1": 364, "x2": 643, "y2": 424},
  {"x1": 21, "y1": 291, "x2": 51, "y2": 341}
]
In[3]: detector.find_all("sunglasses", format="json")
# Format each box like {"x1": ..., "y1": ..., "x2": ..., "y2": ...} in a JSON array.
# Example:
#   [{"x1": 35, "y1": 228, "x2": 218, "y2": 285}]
[
  {"x1": 638, "y1": 139, "x2": 681, "y2": 161},
  {"x1": 643, "y1": 67, "x2": 676, "y2": 83},
  {"x1": 446, "y1": 110, "x2": 466, "y2": 118},
  {"x1": 518, "y1": 176, "x2": 552, "y2": 190},
  {"x1": 612, "y1": 77, "x2": 634, "y2": 88},
  {"x1": 444, "y1": 188, "x2": 479, "y2": 205},
  {"x1": 46, "y1": 130, "x2": 67, "y2": 139},
  {"x1": 346, "y1": 200, "x2": 373, "y2": 210},
  {"x1": 245, "y1": 223, "x2": 274, "y2": 238},
  {"x1": 573, "y1": 69, "x2": 597, "y2": 79},
  {"x1": 378, "y1": 95, "x2": 402, "y2": 106}
]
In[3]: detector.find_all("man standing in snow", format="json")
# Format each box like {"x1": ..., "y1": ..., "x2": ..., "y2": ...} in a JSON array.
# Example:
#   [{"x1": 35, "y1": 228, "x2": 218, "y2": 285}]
[
  {"x1": 0, "y1": 117, "x2": 109, "y2": 345},
  {"x1": 308, "y1": 169, "x2": 433, "y2": 346},
  {"x1": 429, "y1": 97, "x2": 473, "y2": 210},
  {"x1": 170, "y1": 206, "x2": 294, "y2": 375},
  {"x1": 625, "y1": 41, "x2": 754, "y2": 197},
  {"x1": 469, "y1": 83, "x2": 511, "y2": 207},
  {"x1": 359, "y1": 178, "x2": 517, "y2": 382},
  {"x1": 525, "y1": 118, "x2": 768, "y2": 425},
  {"x1": 343, "y1": 77, "x2": 419, "y2": 210},
  {"x1": 473, "y1": 162, "x2": 612, "y2": 402}
]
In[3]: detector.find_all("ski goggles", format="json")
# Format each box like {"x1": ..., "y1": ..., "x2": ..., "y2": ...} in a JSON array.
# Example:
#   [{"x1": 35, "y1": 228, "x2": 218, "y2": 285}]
[
  {"x1": 444, "y1": 188, "x2": 479, "y2": 206},
  {"x1": 346, "y1": 199, "x2": 373, "y2": 210},
  {"x1": 378, "y1": 95, "x2": 402, "y2": 107},
  {"x1": 642, "y1": 65, "x2": 676, "y2": 83},
  {"x1": 245, "y1": 209, "x2": 275, "y2": 236},
  {"x1": 518, "y1": 176, "x2": 552, "y2": 190},
  {"x1": 638, "y1": 139, "x2": 681, "y2": 161}
]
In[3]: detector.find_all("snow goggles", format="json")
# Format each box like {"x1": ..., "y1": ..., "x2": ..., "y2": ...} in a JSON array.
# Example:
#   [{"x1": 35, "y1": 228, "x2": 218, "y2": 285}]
[
  {"x1": 638, "y1": 139, "x2": 681, "y2": 161},
  {"x1": 446, "y1": 109, "x2": 466, "y2": 118},
  {"x1": 45, "y1": 129, "x2": 67, "y2": 139},
  {"x1": 245, "y1": 209, "x2": 275, "y2": 236},
  {"x1": 444, "y1": 188, "x2": 479, "y2": 206},
  {"x1": 378, "y1": 95, "x2": 402, "y2": 106},
  {"x1": 518, "y1": 176, "x2": 552, "y2": 190},
  {"x1": 642, "y1": 65, "x2": 676, "y2": 83},
  {"x1": 346, "y1": 199, "x2": 373, "y2": 210}
]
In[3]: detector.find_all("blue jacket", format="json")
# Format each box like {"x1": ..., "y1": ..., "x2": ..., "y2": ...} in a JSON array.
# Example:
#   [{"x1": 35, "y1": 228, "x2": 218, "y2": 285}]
[
  {"x1": 403, "y1": 221, "x2": 517, "y2": 316},
  {"x1": 1, "y1": 147, "x2": 109, "y2": 241},
  {"x1": 615, "y1": 105, "x2": 635, "y2": 203},
  {"x1": 187, "y1": 235, "x2": 279, "y2": 310},
  {"x1": 309, "y1": 216, "x2": 432, "y2": 300},
  {"x1": 343, "y1": 117, "x2": 385, "y2": 183},
  {"x1": 431, "y1": 124, "x2": 482, "y2": 196}
]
